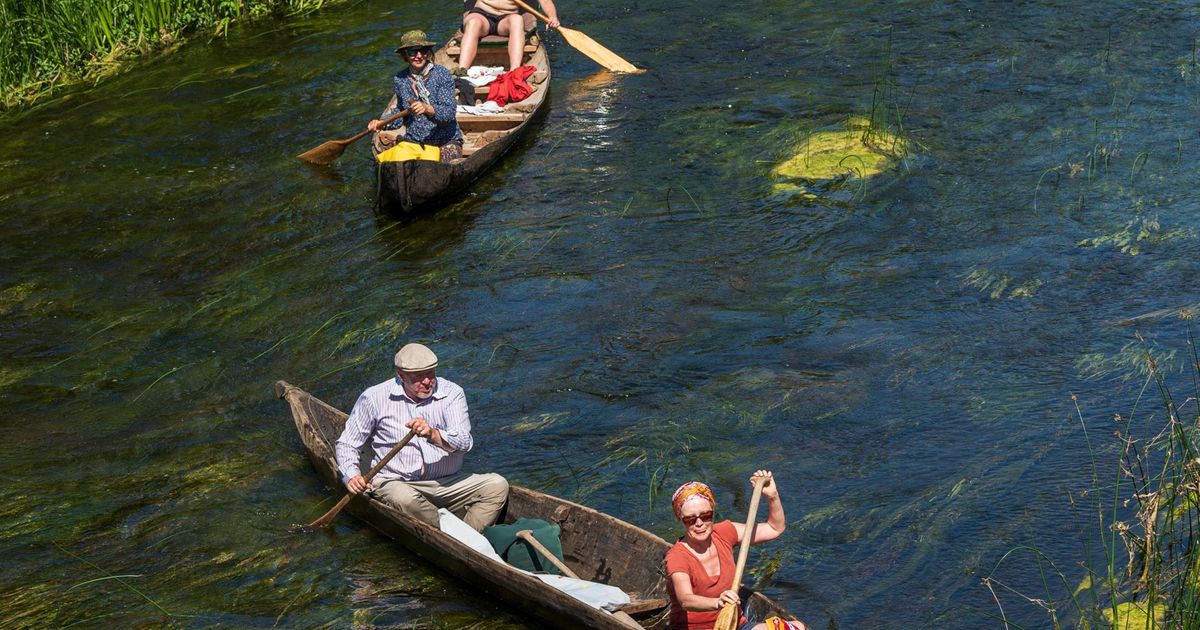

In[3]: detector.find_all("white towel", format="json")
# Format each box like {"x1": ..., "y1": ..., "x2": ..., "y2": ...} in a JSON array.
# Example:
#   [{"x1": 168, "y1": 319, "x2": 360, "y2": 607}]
[
  {"x1": 465, "y1": 65, "x2": 506, "y2": 86},
  {"x1": 457, "y1": 102, "x2": 506, "y2": 116}
]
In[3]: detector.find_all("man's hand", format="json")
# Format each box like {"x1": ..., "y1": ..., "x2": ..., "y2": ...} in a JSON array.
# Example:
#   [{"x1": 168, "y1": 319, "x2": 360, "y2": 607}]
[
  {"x1": 346, "y1": 475, "x2": 369, "y2": 495},
  {"x1": 405, "y1": 416, "x2": 439, "y2": 440}
]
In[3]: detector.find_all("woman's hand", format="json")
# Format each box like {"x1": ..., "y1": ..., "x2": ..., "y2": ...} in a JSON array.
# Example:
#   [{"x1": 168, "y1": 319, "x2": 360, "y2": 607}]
[
  {"x1": 716, "y1": 589, "x2": 740, "y2": 609},
  {"x1": 753, "y1": 470, "x2": 778, "y2": 499},
  {"x1": 367, "y1": 119, "x2": 383, "y2": 132},
  {"x1": 410, "y1": 102, "x2": 434, "y2": 117},
  {"x1": 547, "y1": 15, "x2": 560, "y2": 29}
]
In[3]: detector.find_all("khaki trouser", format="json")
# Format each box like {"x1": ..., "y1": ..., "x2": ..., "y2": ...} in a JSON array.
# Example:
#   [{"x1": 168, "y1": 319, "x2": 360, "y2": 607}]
[{"x1": 373, "y1": 471, "x2": 509, "y2": 532}]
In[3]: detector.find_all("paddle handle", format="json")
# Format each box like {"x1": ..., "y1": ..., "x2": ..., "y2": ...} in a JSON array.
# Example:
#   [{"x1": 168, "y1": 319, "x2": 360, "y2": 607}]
[
  {"x1": 306, "y1": 428, "x2": 417, "y2": 529},
  {"x1": 508, "y1": 0, "x2": 551, "y2": 24},
  {"x1": 349, "y1": 108, "x2": 410, "y2": 144},
  {"x1": 729, "y1": 476, "x2": 768, "y2": 590},
  {"x1": 516, "y1": 529, "x2": 578, "y2": 578}
]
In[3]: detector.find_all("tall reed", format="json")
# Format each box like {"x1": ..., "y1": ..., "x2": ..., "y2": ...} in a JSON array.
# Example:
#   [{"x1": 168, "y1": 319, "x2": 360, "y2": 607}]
[
  {"x1": 0, "y1": 0, "x2": 331, "y2": 111},
  {"x1": 987, "y1": 317, "x2": 1200, "y2": 629}
]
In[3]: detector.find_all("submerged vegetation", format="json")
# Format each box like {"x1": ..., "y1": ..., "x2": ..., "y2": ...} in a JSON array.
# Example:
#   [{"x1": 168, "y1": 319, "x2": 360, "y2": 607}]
[
  {"x1": 988, "y1": 319, "x2": 1200, "y2": 628},
  {"x1": 770, "y1": 34, "x2": 913, "y2": 200},
  {"x1": 769, "y1": 115, "x2": 910, "y2": 197},
  {"x1": 0, "y1": 0, "x2": 334, "y2": 111}
]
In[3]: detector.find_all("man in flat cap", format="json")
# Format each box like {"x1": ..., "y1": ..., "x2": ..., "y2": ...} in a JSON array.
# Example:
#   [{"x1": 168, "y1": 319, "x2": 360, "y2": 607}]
[{"x1": 335, "y1": 342, "x2": 508, "y2": 531}]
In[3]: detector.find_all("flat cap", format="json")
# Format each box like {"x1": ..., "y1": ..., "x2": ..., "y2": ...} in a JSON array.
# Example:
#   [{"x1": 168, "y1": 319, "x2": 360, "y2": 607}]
[{"x1": 394, "y1": 343, "x2": 438, "y2": 372}]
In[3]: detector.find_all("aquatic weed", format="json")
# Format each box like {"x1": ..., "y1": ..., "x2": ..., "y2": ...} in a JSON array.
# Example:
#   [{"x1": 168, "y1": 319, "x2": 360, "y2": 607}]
[{"x1": 990, "y1": 319, "x2": 1200, "y2": 628}]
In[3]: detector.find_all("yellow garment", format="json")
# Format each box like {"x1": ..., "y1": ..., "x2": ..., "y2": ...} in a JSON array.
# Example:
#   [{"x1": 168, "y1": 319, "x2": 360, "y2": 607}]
[{"x1": 376, "y1": 141, "x2": 441, "y2": 163}]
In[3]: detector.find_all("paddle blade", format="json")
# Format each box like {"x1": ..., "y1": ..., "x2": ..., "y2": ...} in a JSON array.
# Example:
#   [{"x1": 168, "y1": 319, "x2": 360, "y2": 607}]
[
  {"x1": 713, "y1": 602, "x2": 739, "y2": 630},
  {"x1": 557, "y1": 26, "x2": 644, "y2": 74},
  {"x1": 297, "y1": 139, "x2": 349, "y2": 165}
]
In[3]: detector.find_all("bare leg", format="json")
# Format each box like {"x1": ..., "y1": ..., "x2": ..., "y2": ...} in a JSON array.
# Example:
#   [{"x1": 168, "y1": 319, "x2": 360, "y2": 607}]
[
  {"x1": 496, "y1": 13, "x2": 526, "y2": 70},
  {"x1": 459, "y1": 13, "x2": 489, "y2": 69}
]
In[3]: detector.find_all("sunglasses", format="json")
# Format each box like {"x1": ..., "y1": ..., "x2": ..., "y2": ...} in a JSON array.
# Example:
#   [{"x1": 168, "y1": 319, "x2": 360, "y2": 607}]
[
  {"x1": 681, "y1": 511, "x2": 714, "y2": 526},
  {"x1": 403, "y1": 47, "x2": 432, "y2": 57}
]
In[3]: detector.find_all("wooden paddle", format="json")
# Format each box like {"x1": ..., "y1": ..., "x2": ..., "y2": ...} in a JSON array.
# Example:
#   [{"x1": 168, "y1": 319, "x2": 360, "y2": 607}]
[
  {"x1": 508, "y1": 0, "x2": 644, "y2": 74},
  {"x1": 293, "y1": 428, "x2": 417, "y2": 532},
  {"x1": 713, "y1": 475, "x2": 768, "y2": 630},
  {"x1": 515, "y1": 530, "x2": 642, "y2": 629},
  {"x1": 297, "y1": 108, "x2": 410, "y2": 165},
  {"x1": 516, "y1": 529, "x2": 578, "y2": 578}
]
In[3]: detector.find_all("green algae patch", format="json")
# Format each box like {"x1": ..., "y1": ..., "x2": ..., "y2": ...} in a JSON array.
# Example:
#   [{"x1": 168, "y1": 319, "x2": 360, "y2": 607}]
[
  {"x1": 1102, "y1": 600, "x2": 1165, "y2": 629},
  {"x1": 771, "y1": 117, "x2": 910, "y2": 196}
]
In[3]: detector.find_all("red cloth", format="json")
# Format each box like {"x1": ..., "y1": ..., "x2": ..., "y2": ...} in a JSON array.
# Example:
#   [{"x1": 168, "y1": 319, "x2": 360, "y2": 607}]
[
  {"x1": 664, "y1": 520, "x2": 747, "y2": 630},
  {"x1": 486, "y1": 65, "x2": 536, "y2": 106}
]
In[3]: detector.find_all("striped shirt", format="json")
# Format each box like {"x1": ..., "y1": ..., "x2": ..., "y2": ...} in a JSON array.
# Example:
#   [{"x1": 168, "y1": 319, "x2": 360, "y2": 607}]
[{"x1": 335, "y1": 376, "x2": 473, "y2": 484}]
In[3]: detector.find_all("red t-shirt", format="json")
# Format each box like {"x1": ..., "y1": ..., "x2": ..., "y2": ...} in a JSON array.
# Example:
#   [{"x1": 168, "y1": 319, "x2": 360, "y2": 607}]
[{"x1": 664, "y1": 520, "x2": 747, "y2": 630}]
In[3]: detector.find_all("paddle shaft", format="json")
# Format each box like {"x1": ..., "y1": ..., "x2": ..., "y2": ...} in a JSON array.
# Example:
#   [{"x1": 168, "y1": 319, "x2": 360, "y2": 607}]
[
  {"x1": 729, "y1": 476, "x2": 768, "y2": 590},
  {"x1": 297, "y1": 108, "x2": 412, "y2": 164},
  {"x1": 305, "y1": 428, "x2": 417, "y2": 529},
  {"x1": 507, "y1": 0, "x2": 643, "y2": 74},
  {"x1": 516, "y1": 529, "x2": 578, "y2": 578},
  {"x1": 347, "y1": 108, "x2": 409, "y2": 144},
  {"x1": 508, "y1": 0, "x2": 552, "y2": 24},
  {"x1": 711, "y1": 476, "x2": 769, "y2": 630}
]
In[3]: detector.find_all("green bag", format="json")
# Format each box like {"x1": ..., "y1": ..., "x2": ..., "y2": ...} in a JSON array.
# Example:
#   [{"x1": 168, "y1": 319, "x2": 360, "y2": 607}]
[{"x1": 482, "y1": 517, "x2": 564, "y2": 574}]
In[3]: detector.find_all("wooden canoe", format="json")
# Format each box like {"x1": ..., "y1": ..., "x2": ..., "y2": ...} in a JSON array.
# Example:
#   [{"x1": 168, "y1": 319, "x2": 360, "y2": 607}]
[
  {"x1": 370, "y1": 28, "x2": 550, "y2": 214},
  {"x1": 275, "y1": 380, "x2": 800, "y2": 629}
]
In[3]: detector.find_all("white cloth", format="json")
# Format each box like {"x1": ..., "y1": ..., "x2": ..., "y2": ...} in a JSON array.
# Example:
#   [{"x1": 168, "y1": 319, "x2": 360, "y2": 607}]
[
  {"x1": 457, "y1": 102, "x2": 505, "y2": 116},
  {"x1": 437, "y1": 509, "x2": 632, "y2": 612},
  {"x1": 466, "y1": 65, "x2": 506, "y2": 86}
]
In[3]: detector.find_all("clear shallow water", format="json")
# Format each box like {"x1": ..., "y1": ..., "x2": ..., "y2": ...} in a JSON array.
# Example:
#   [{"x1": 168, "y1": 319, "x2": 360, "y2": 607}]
[{"x1": 2, "y1": 0, "x2": 1200, "y2": 627}]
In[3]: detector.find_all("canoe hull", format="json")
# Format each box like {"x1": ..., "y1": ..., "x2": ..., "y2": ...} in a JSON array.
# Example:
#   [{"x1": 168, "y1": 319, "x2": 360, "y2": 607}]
[
  {"x1": 373, "y1": 29, "x2": 550, "y2": 215},
  {"x1": 375, "y1": 109, "x2": 542, "y2": 213},
  {"x1": 275, "y1": 380, "x2": 797, "y2": 629}
]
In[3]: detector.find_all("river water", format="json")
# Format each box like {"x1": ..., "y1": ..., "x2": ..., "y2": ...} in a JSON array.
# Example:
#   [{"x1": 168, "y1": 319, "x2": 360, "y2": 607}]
[{"x1": 3, "y1": 0, "x2": 1200, "y2": 627}]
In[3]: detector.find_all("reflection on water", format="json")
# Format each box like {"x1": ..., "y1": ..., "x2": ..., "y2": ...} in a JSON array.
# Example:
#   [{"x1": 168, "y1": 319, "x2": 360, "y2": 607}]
[{"x1": 2, "y1": 0, "x2": 1200, "y2": 628}]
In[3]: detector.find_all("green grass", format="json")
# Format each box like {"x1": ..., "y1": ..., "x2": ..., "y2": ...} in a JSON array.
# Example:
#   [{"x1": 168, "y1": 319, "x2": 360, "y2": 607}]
[{"x1": 0, "y1": 0, "x2": 334, "y2": 111}]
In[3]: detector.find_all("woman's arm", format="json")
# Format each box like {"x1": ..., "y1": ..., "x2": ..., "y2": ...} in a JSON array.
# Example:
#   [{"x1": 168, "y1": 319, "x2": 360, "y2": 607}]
[
  {"x1": 732, "y1": 470, "x2": 786, "y2": 544},
  {"x1": 425, "y1": 67, "x2": 459, "y2": 124},
  {"x1": 383, "y1": 76, "x2": 411, "y2": 130},
  {"x1": 669, "y1": 572, "x2": 739, "y2": 612}
]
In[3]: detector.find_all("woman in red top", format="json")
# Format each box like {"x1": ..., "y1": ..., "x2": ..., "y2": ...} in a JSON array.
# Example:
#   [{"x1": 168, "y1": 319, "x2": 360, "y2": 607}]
[{"x1": 664, "y1": 471, "x2": 805, "y2": 630}]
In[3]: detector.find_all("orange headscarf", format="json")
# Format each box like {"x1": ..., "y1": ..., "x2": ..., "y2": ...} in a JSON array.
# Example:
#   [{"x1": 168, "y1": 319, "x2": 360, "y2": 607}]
[{"x1": 671, "y1": 481, "x2": 716, "y2": 519}]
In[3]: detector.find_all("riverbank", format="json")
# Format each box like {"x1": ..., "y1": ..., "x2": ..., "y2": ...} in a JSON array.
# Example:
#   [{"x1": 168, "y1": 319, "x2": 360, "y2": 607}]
[{"x1": 0, "y1": 0, "x2": 335, "y2": 112}]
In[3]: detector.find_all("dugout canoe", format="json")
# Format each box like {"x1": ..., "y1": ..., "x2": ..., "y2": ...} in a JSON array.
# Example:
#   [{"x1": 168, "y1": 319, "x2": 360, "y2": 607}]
[
  {"x1": 275, "y1": 380, "x2": 800, "y2": 629},
  {"x1": 370, "y1": 28, "x2": 550, "y2": 214}
]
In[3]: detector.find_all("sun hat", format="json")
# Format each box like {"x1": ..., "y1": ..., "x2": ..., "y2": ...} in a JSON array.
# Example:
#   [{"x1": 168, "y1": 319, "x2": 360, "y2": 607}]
[
  {"x1": 395, "y1": 30, "x2": 437, "y2": 54},
  {"x1": 394, "y1": 343, "x2": 438, "y2": 371}
]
